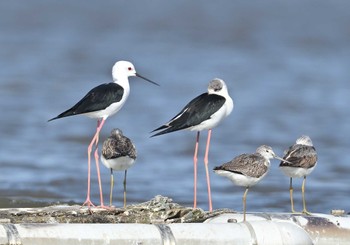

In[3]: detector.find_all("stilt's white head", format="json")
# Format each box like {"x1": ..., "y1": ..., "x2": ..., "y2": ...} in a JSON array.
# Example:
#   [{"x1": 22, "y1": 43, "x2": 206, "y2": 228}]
[
  {"x1": 112, "y1": 61, "x2": 137, "y2": 81},
  {"x1": 112, "y1": 60, "x2": 159, "y2": 86}
]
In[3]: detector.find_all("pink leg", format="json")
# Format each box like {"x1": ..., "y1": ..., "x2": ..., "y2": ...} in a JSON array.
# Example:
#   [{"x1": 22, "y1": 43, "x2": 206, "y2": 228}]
[
  {"x1": 81, "y1": 143, "x2": 95, "y2": 208},
  {"x1": 193, "y1": 132, "x2": 200, "y2": 209},
  {"x1": 82, "y1": 120, "x2": 101, "y2": 208},
  {"x1": 81, "y1": 118, "x2": 106, "y2": 209},
  {"x1": 204, "y1": 129, "x2": 213, "y2": 212},
  {"x1": 93, "y1": 119, "x2": 110, "y2": 209}
]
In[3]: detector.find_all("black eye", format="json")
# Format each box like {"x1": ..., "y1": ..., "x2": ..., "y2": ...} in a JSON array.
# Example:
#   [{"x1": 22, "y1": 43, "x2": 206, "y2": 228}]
[{"x1": 128, "y1": 67, "x2": 132, "y2": 71}]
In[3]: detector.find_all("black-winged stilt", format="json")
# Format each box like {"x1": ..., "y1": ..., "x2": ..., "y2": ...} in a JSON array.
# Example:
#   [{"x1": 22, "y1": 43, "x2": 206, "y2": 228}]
[
  {"x1": 151, "y1": 78, "x2": 233, "y2": 212},
  {"x1": 279, "y1": 135, "x2": 317, "y2": 214},
  {"x1": 49, "y1": 60, "x2": 158, "y2": 208}
]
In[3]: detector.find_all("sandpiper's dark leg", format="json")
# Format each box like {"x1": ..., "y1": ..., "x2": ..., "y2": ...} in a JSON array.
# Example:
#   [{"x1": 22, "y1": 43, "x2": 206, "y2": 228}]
[
  {"x1": 289, "y1": 177, "x2": 296, "y2": 213},
  {"x1": 109, "y1": 169, "x2": 114, "y2": 207},
  {"x1": 302, "y1": 176, "x2": 311, "y2": 215},
  {"x1": 123, "y1": 170, "x2": 128, "y2": 208},
  {"x1": 243, "y1": 187, "x2": 250, "y2": 221}
]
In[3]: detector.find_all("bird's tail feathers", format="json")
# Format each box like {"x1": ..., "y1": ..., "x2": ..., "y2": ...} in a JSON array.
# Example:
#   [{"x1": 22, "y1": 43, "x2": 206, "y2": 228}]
[
  {"x1": 150, "y1": 125, "x2": 186, "y2": 137},
  {"x1": 213, "y1": 166, "x2": 224, "y2": 171},
  {"x1": 48, "y1": 110, "x2": 76, "y2": 122}
]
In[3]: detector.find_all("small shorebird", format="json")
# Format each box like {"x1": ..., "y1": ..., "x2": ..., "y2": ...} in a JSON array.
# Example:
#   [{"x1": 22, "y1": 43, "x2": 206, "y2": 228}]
[
  {"x1": 49, "y1": 60, "x2": 158, "y2": 208},
  {"x1": 152, "y1": 78, "x2": 233, "y2": 212},
  {"x1": 101, "y1": 128, "x2": 136, "y2": 208},
  {"x1": 279, "y1": 135, "x2": 317, "y2": 214},
  {"x1": 214, "y1": 145, "x2": 285, "y2": 221}
]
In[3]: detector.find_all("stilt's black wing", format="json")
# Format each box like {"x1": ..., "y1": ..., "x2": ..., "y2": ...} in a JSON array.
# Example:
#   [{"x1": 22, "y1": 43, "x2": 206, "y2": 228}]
[
  {"x1": 48, "y1": 83, "x2": 124, "y2": 121},
  {"x1": 151, "y1": 93, "x2": 225, "y2": 136}
]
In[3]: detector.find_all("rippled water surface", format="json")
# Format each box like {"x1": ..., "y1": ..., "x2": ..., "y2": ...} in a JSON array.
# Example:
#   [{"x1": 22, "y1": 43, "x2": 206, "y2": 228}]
[{"x1": 0, "y1": 1, "x2": 349, "y2": 213}]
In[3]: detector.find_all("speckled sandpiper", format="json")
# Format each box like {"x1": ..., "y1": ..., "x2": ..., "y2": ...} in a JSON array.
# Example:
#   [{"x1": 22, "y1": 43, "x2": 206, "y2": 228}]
[
  {"x1": 214, "y1": 145, "x2": 285, "y2": 221},
  {"x1": 101, "y1": 128, "x2": 136, "y2": 208},
  {"x1": 279, "y1": 135, "x2": 317, "y2": 214}
]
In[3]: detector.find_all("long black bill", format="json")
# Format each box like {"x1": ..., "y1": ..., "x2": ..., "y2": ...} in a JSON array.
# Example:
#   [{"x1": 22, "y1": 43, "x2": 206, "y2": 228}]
[{"x1": 136, "y1": 73, "x2": 160, "y2": 86}]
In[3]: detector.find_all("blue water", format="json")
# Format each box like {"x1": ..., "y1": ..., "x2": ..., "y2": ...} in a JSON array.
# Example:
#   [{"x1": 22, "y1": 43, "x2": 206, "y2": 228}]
[{"x1": 0, "y1": 0, "x2": 349, "y2": 213}]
